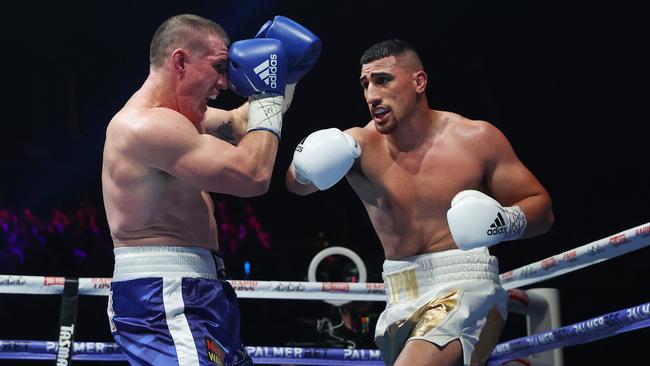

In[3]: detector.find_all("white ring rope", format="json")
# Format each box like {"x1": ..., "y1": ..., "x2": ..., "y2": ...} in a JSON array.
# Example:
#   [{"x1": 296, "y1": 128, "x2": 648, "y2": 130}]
[
  {"x1": 1, "y1": 222, "x2": 648, "y2": 299},
  {"x1": 499, "y1": 221, "x2": 650, "y2": 289},
  {"x1": 0, "y1": 276, "x2": 386, "y2": 301}
]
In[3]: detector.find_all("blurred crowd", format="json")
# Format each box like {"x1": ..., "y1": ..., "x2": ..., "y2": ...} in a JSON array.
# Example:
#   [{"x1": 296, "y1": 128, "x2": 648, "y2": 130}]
[
  {"x1": 0, "y1": 201, "x2": 111, "y2": 276},
  {"x1": 0, "y1": 197, "x2": 380, "y2": 351},
  {"x1": 0, "y1": 198, "x2": 272, "y2": 279}
]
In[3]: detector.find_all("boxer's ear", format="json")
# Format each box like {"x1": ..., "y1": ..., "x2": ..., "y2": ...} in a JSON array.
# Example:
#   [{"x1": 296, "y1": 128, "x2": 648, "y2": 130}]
[
  {"x1": 172, "y1": 49, "x2": 189, "y2": 73},
  {"x1": 413, "y1": 70, "x2": 427, "y2": 94}
]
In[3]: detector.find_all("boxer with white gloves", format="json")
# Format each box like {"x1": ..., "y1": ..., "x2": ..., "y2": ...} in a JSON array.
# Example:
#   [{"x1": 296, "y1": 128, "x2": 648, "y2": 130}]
[
  {"x1": 447, "y1": 190, "x2": 528, "y2": 251},
  {"x1": 285, "y1": 39, "x2": 553, "y2": 366},
  {"x1": 291, "y1": 128, "x2": 361, "y2": 190}
]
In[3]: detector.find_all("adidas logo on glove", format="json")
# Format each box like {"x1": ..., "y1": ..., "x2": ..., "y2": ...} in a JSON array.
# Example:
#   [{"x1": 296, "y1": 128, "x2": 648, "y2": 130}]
[
  {"x1": 253, "y1": 55, "x2": 279, "y2": 88},
  {"x1": 487, "y1": 212, "x2": 507, "y2": 236},
  {"x1": 448, "y1": 190, "x2": 528, "y2": 250}
]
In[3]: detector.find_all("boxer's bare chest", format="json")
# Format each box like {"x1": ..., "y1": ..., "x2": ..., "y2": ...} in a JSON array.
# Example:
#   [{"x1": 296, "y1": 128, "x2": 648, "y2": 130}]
[
  {"x1": 368, "y1": 137, "x2": 484, "y2": 214},
  {"x1": 354, "y1": 135, "x2": 487, "y2": 258}
]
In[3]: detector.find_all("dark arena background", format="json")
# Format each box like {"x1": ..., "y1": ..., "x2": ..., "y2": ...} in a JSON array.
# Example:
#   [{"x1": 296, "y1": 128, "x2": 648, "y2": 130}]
[{"x1": 1, "y1": 1, "x2": 648, "y2": 365}]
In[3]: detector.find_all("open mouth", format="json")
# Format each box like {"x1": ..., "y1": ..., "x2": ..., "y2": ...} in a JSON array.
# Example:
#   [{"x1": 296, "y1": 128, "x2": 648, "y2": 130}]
[{"x1": 373, "y1": 107, "x2": 391, "y2": 122}]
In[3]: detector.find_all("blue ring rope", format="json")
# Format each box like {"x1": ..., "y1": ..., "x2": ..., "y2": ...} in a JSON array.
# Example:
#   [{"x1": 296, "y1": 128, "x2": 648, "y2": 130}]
[{"x1": 1, "y1": 301, "x2": 648, "y2": 364}]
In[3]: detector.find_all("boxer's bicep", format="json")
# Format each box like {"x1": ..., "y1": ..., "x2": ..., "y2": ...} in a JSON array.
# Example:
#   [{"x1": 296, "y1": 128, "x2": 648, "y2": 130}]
[
  {"x1": 485, "y1": 127, "x2": 546, "y2": 206},
  {"x1": 130, "y1": 111, "x2": 257, "y2": 193}
]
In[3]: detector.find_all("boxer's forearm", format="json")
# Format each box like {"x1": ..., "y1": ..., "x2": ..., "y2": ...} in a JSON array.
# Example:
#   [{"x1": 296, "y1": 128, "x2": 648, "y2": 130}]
[
  {"x1": 513, "y1": 193, "x2": 554, "y2": 239},
  {"x1": 203, "y1": 104, "x2": 249, "y2": 145}
]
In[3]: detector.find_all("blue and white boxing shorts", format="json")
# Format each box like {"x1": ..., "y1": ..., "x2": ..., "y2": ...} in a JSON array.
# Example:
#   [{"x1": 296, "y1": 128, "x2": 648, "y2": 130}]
[{"x1": 107, "y1": 246, "x2": 252, "y2": 366}]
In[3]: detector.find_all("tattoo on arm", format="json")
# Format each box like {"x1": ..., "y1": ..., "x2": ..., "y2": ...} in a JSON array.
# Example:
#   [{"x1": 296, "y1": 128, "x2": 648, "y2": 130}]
[{"x1": 215, "y1": 121, "x2": 237, "y2": 145}]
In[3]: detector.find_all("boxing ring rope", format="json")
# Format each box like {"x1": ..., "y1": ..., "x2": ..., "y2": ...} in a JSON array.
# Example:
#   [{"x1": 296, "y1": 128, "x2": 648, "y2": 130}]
[
  {"x1": 2, "y1": 222, "x2": 648, "y2": 299},
  {"x1": 499, "y1": 222, "x2": 650, "y2": 290},
  {"x1": 2, "y1": 299, "x2": 649, "y2": 363},
  {"x1": 487, "y1": 301, "x2": 650, "y2": 365},
  {"x1": 0, "y1": 341, "x2": 385, "y2": 365},
  {"x1": 1, "y1": 221, "x2": 649, "y2": 364}
]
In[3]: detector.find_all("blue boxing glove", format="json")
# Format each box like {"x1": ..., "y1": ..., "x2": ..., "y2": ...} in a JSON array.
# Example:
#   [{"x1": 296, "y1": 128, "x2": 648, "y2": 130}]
[
  {"x1": 228, "y1": 38, "x2": 288, "y2": 137},
  {"x1": 256, "y1": 16, "x2": 321, "y2": 83},
  {"x1": 256, "y1": 16, "x2": 321, "y2": 113},
  {"x1": 228, "y1": 38, "x2": 288, "y2": 97}
]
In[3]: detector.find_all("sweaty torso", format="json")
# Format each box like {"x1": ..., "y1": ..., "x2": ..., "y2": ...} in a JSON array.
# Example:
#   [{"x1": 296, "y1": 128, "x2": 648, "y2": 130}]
[
  {"x1": 102, "y1": 93, "x2": 218, "y2": 250},
  {"x1": 347, "y1": 112, "x2": 489, "y2": 259}
]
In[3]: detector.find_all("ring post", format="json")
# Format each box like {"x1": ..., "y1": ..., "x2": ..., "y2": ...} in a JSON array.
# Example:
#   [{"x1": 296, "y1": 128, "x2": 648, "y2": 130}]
[
  {"x1": 56, "y1": 278, "x2": 79, "y2": 365},
  {"x1": 526, "y1": 289, "x2": 563, "y2": 366}
]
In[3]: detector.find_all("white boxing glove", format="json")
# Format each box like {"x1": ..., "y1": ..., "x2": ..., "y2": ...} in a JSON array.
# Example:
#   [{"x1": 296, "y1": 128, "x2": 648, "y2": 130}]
[
  {"x1": 447, "y1": 190, "x2": 527, "y2": 251},
  {"x1": 291, "y1": 128, "x2": 361, "y2": 190}
]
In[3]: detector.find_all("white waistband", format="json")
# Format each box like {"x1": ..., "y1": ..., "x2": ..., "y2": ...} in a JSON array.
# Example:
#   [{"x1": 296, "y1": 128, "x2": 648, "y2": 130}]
[
  {"x1": 112, "y1": 246, "x2": 219, "y2": 281},
  {"x1": 382, "y1": 247, "x2": 500, "y2": 295}
]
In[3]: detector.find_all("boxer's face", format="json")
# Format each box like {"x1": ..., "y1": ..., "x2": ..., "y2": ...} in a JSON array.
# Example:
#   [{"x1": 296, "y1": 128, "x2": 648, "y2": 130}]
[
  {"x1": 178, "y1": 34, "x2": 229, "y2": 124},
  {"x1": 360, "y1": 56, "x2": 418, "y2": 134}
]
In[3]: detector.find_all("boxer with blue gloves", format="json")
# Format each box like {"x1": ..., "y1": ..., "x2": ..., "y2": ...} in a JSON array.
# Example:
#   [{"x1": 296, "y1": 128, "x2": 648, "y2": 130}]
[
  {"x1": 228, "y1": 37, "x2": 288, "y2": 138},
  {"x1": 286, "y1": 39, "x2": 553, "y2": 366},
  {"x1": 103, "y1": 14, "x2": 319, "y2": 366},
  {"x1": 227, "y1": 15, "x2": 320, "y2": 135},
  {"x1": 254, "y1": 15, "x2": 321, "y2": 113}
]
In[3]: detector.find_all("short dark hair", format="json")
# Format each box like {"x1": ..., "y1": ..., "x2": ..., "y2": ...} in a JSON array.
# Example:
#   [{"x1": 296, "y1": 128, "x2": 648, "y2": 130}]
[
  {"x1": 360, "y1": 38, "x2": 422, "y2": 68},
  {"x1": 149, "y1": 14, "x2": 230, "y2": 68}
]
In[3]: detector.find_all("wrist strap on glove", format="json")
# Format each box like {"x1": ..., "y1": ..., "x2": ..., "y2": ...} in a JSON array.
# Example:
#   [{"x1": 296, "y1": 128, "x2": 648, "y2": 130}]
[
  {"x1": 502, "y1": 206, "x2": 527, "y2": 241},
  {"x1": 248, "y1": 94, "x2": 284, "y2": 138}
]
